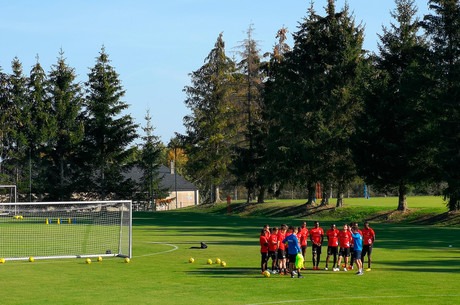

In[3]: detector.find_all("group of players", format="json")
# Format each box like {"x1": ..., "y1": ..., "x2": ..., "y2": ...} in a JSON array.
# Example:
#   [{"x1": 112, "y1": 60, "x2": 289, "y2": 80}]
[{"x1": 259, "y1": 221, "x2": 375, "y2": 277}]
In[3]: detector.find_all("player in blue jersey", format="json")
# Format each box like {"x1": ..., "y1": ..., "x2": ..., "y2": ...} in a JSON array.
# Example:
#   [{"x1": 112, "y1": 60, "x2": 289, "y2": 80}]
[
  {"x1": 351, "y1": 226, "x2": 363, "y2": 275},
  {"x1": 282, "y1": 226, "x2": 304, "y2": 278}
]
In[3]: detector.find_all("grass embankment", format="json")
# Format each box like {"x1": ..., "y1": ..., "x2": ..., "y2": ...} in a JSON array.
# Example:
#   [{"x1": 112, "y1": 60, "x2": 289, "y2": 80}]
[{"x1": 184, "y1": 196, "x2": 460, "y2": 226}]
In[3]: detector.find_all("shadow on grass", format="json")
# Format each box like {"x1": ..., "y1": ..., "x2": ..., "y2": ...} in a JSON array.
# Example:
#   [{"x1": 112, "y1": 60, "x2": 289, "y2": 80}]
[
  {"x1": 132, "y1": 211, "x2": 460, "y2": 251},
  {"x1": 378, "y1": 259, "x2": 460, "y2": 273}
]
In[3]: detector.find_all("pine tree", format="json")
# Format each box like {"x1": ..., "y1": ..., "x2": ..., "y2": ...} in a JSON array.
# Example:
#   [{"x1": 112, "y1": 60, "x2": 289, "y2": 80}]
[
  {"x1": 28, "y1": 56, "x2": 55, "y2": 198},
  {"x1": 137, "y1": 110, "x2": 167, "y2": 210},
  {"x1": 81, "y1": 46, "x2": 138, "y2": 199},
  {"x1": 265, "y1": 1, "x2": 365, "y2": 206},
  {"x1": 182, "y1": 33, "x2": 237, "y2": 203},
  {"x1": 423, "y1": 0, "x2": 460, "y2": 211},
  {"x1": 0, "y1": 67, "x2": 12, "y2": 182},
  {"x1": 231, "y1": 24, "x2": 267, "y2": 203},
  {"x1": 5, "y1": 58, "x2": 30, "y2": 191},
  {"x1": 46, "y1": 50, "x2": 84, "y2": 200},
  {"x1": 354, "y1": 0, "x2": 432, "y2": 211}
]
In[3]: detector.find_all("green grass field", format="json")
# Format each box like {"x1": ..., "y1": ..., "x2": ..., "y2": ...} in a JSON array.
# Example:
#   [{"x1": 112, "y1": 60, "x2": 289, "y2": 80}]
[{"x1": 0, "y1": 198, "x2": 459, "y2": 304}]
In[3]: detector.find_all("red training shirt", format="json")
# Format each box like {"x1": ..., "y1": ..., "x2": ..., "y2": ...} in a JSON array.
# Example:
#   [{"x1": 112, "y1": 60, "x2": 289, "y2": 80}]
[
  {"x1": 300, "y1": 228, "x2": 309, "y2": 246},
  {"x1": 326, "y1": 228, "x2": 340, "y2": 247},
  {"x1": 310, "y1": 227, "x2": 324, "y2": 245},
  {"x1": 338, "y1": 230, "x2": 352, "y2": 248},
  {"x1": 260, "y1": 235, "x2": 269, "y2": 253},
  {"x1": 362, "y1": 228, "x2": 375, "y2": 245},
  {"x1": 277, "y1": 231, "x2": 286, "y2": 250},
  {"x1": 269, "y1": 233, "x2": 278, "y2": 252}
]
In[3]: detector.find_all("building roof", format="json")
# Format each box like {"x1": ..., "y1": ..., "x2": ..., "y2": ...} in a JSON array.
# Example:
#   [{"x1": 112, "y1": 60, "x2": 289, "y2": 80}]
[{"x1": 124, "y1": 165, "x2": 198, "y2": 192}]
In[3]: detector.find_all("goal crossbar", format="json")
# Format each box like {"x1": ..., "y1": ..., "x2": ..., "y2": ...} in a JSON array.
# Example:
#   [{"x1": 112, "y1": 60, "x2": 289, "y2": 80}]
[{"x1": 0, "y1": 200, "x2": 132, "y2": 261}]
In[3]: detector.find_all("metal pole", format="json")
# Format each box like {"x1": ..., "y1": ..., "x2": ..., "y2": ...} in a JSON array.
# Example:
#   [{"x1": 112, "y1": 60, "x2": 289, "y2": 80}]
[{"x1": 174, "y1": 147, "x2": 178, "y2": 209}]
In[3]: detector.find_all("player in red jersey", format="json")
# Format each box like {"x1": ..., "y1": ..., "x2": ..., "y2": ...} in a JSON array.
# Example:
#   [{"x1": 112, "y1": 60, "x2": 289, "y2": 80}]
[
  {"x1": 299, "y1": 221, "x2": 309, "y2": 269},
  {"x1": 259, "y1": 229, "x2": 269, "y2": 273},
  {"x1": 277, "y1": 224, "x2": 288, "y2": 275},
  {"x1": 268, "y1": 227, "x2": 279, "y2": 273},
  {"x1": 309, "y1": 221, "x2": 324, "y2": 270},
  {"x1": 325, "y1": 223, "x2": 339, "y2": 271},
  {"x1": 337, "y1": 224, "x2": 352, "y2": 271},
  {"x1": 263, "y1": 224, "x2": 270, "y2": 239},
  {"x1": 361, "y1": 221, "x2": 375, "y2": 271}
]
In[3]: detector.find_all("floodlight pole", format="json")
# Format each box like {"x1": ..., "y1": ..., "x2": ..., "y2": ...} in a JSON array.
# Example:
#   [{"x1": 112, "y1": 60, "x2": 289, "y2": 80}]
[{"x1": 174, "y1": 146, "x2": 178, "y2": 209}]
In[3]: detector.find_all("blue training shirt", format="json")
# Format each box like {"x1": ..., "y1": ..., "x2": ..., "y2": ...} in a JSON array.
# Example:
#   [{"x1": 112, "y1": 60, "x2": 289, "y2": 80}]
[
  {"x1": 351, "y1": 232, "x2": 363, "y2": 251},
  {"x1": 282, "y1": 234, "x2": 301, "y2": 255}
]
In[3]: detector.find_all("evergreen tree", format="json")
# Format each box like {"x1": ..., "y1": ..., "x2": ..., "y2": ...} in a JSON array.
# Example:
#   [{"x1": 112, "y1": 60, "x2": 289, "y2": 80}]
[
  {"x1": 0, "y1": 67, "x2": 12, "y2": 182},
  {"x1": 81, "y1": 46, "x2": 138, "y2": 199},
  {"x1": 265, "y1": 1, "x2": 365, "y2": 206},
  {"x1": 46, "y1": 50, "x2": 84, "y2": 200},
  {"x1": 182, "y1": 33, "x2": 237, "y2": 203},
  {"x1": 231, "y1": 24, "x2": 267, "y2": 203},
  {"x1": 2, "y1": 58, "x2": 30, "y2": 191},
  {"x1": 423, "y1": 0, "x2": 460, "y2": 211},
  {"x1": 28, "y1": 56, "x2": 54, "y2": 198},
  {"x1": 354, "y1": 0, "x2": 431, "y2": 211},
  {"x1": 137, "y1": 110, "x2": 167, "y2": 210}
]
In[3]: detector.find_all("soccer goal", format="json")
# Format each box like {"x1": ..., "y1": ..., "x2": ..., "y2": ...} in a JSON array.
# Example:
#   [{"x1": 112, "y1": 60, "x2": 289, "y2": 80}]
[{"x1": 0, "y1": 200, "x2": 132, "y2": 261}]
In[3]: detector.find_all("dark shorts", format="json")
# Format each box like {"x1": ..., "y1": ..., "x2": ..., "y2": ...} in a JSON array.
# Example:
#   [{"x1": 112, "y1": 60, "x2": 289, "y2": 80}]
[
  {"x1": 312, "y1": 244, "x2": 322, "y2": 255},
  {"x1": 362, "y1": 244, "x2": 373, "y2": 257},
  {"x1": 327, "y1": 246, "x2": 338, "y2": 255},
  {"x1": 261, "y1": 252, "x2": 269, "y2": 263},
  {"x1": 301, "y1": 245, "x2": 307, "y2": 252},
  {"x1": 353, "y1": 250, "x2": 362, "y2": 260},
  {"x1": 278, "y1": 249, "x2": 286, "y2": 259},
  {"x1": 289, "y1": 254, "x2": 297, "y2": 263},
  {"x1": 268, "y1": 251, "x2": 278, "y2": 261},
  {"x1": 339, "y1": 247, "x2": 351, "y2": 257}
]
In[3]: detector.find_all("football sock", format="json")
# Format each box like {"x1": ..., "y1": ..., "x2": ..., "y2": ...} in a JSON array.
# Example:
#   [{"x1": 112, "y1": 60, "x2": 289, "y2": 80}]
[
  {"x1": 316, "y1": 254, "x2": 321, "y2": 266},
  {"x1": 333, "y1": 255, "x2": 337, "y2": 268}
]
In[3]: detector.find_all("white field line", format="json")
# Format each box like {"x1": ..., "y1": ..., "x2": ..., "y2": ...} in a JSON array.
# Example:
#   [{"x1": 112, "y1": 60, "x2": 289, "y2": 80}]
[
  {"x1": 245, "y1": 294, "x2": 460, "y2": 305},
  {"x1": 134, "y1": 242, "x2": 179, "y2": 258}
]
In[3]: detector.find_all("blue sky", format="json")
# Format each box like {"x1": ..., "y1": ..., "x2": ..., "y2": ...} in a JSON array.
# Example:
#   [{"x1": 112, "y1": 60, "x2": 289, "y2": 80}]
[{"x1": 0, "y1": 0, "x2": 431, "y2": 144}]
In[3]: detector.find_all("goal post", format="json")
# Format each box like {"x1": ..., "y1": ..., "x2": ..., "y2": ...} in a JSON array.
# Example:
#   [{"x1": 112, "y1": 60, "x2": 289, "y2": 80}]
[{"x1": 0, "y1": 200, "x2": 132, "y2": 261}]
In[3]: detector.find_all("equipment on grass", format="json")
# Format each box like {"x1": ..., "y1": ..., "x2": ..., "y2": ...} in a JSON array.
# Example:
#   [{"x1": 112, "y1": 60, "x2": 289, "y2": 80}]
[
  {"x1": 124, "y1": 257, "x2": 130, "y2": 263},
  {"x1": 189, "y1": 257, "x2": 195, "y2": 263},
  {"x1": 0, "y1": 200, "x2": 132, "y2": 262},
  {"x1": 366, "y1": 268, "x2": 371, "y2": 271},
  {"x1": 221, "y1": 261, "x2": 226, "y2": 267},
  {"x1": 29, "y1": 257, "x2": 34, "y2": 262},
  {"x1": 97, "y1": 256, "x2": 103, "y2": 262},
  {"x1": 215, "y1": 258, "x2": 221, "y2": 264},
  {"x1": 86, "y1": 258, "x2": 92, "y2": 264},
  {"x1": 207, "y1": 259, "x2": 212, "y2": 264},
  {"x1": 263, "y1": 271, "x2": 270, "y2": 277},
  {"x1": 0, "y1": 258, "x2": 5, "y2": 263}
]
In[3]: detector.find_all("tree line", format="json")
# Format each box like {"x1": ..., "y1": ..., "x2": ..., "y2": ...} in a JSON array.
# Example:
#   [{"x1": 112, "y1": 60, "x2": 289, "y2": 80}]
[
  {"x1": 180, "y1": 0, "x2": 460, "y2": 211},
  {"x1": 0, "y1": 46, "x2": 172, "y2": 204}
]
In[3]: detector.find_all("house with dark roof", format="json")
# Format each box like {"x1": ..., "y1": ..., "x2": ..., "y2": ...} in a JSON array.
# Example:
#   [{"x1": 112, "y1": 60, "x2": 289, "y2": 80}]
[{"x1": 124, "y1": 163, "x2": 199, "y2": 210}]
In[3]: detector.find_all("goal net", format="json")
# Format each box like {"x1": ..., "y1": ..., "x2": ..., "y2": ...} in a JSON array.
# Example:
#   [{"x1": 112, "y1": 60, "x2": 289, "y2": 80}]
[{"x1": 0, "y1": 200, "x2": 132, "y2": 261}]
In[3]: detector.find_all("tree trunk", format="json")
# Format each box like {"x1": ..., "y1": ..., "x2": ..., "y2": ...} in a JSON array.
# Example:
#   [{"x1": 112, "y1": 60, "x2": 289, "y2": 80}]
[
  {"x1": 336, "y1": 181, "x2": 345, "y2": 207},
  {"x1": 215, "y1": 186, "x2": 221, "y2": 203},
  {"x1": 258, "y1": 187, "x2": 266, "y2": 204},
  {"x1": 321, "y1": 183, "x2": 329, "y2": 206},
  {"x1": 448, "y1": 196, "x2": 459, "y2": 211},
  {"x1": 397, "y1": 182, "x2": 408, "y2": 211},
  {"x1": 306, "y1": 183, "x2": 315, "y2": 205},
  {"x1": 59, "y1": 157, "x2": 64, "y2": 201}
]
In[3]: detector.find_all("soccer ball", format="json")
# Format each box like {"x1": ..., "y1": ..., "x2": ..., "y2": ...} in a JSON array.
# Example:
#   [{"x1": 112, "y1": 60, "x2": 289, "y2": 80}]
[
  {"x1": 124, "y1": 258, "x2": 131, "y2": 263},
  {"x1": 221, "y1": 261, "x2": 227, "y2": 267},
  {"x1": 189, "y1": 258, "x2": 195, "y2": 263},
  {"x1": 207, "y1": 259, "x2": 212, "y2": 265},
  {"x1": 97, "y1": 256, "x2": 103, "y2": 262},
  {"x1": 263, "y1": 271, "x2": 270, "y2": 277},
  {"x1": 86, "y1": 258, "x2": 92, "y2": 264},
  {"x1": 29, "y1": 257, "x2": 35, "y2": 262},
  {"x1": 19, "y1": 215, "x2": 23, "y2": 219},
  {"x1": 0, "y1": 258, "x2": 5, "y2": 263},
  {"x1": 215, "y1": 258, "x2": 221, "y2": 264}
]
